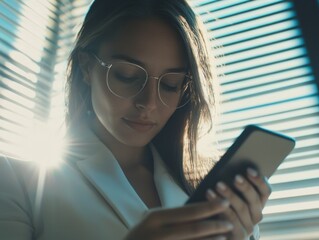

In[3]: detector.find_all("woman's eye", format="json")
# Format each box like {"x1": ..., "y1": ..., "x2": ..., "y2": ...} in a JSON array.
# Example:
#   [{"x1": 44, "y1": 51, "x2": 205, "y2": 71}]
[
  {"x1": 160, "y1": 82, "x2": 179, "y2": 92},
  {"x1": 160, "y1": 74, "x2": 186, "y2": 92},
  {"x1": 114, "y1": 72, "x2": 141, "y2": 83}
]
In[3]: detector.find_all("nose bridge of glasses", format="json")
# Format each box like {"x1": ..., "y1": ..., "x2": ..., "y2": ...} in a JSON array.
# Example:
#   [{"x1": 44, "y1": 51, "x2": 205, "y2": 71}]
[
  {"x1": 139, "y1": 75, "x2": 160, "y2": 101},
  {"x1": 148, "y1": 75, "x2": 160, "y2": 81}
]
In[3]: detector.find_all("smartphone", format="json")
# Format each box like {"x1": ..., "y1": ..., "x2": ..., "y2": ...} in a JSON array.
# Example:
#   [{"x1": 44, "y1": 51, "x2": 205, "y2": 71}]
[{"x1": 186, "y1": 124, "x2": 295, "y2": 204}]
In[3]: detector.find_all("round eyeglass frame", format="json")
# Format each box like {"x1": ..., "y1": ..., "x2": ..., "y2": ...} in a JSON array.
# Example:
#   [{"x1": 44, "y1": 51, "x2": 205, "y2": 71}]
[{"x1": 92, "y1": 53, "x2": 192, "y2": 109}]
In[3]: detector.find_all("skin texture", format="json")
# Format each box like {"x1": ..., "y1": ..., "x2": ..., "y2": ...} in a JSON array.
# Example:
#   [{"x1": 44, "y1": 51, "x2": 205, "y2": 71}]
[
  {"x1": 81, "y1": 17, "x2": 187, "y2": 168},
  {"x1": 79, "y1": 17, "x2": 271, "y2": 240}
]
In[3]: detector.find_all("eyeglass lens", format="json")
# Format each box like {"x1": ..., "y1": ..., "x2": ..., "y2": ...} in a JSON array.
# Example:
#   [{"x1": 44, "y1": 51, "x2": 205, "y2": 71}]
[{"x1": 106, "y1": 62, "x2": 190, "y2": 108}]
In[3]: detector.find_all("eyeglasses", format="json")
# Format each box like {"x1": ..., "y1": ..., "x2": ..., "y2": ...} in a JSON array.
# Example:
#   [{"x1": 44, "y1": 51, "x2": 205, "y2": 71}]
[{"x1": 92, "y1": 54, "x2": 192, "y2": 109}]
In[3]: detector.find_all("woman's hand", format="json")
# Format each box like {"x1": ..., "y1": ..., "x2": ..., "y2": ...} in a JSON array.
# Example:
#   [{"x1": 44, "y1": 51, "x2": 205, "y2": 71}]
[
  {"x1": 124, "y1": 198, "x2": 233, "y2": 240},
  {"x1": 207, "y1": 168, "x2": 272, "y2": 240}
]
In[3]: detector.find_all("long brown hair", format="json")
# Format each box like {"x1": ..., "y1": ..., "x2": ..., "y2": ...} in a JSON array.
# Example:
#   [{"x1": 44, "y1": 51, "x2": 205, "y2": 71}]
[{"x1": 65, "y1": 0, "x2": 220, "y2": 194}]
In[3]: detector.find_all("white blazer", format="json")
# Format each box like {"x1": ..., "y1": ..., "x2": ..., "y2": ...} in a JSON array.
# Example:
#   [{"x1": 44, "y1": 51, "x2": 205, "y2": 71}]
[{"x1": 0, "y1": 126, "x2": 188, "y2": 240}]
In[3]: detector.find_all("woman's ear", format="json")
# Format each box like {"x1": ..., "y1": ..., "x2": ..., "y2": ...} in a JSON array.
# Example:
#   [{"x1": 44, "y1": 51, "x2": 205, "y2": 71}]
[{"x1": 78, "y1": 51, "x2": 93, "y2": 85}]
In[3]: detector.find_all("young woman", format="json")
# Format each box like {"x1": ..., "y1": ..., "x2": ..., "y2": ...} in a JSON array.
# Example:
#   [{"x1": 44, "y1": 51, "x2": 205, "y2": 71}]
[{"x1": 0, "y1": 0, "x2": 271, "y2": 239}]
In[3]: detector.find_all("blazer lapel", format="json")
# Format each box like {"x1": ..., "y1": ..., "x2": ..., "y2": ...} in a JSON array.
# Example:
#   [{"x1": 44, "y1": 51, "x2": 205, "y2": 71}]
[
  {"x1": 152, "y1": 145, "x2": 189, "y2": 208},
  {"x1": 66, "y1": 126, "x2": 188, "y2": 230},
  {"x1": 67, "y1": 126, "x2": 147, "y2": 229}
]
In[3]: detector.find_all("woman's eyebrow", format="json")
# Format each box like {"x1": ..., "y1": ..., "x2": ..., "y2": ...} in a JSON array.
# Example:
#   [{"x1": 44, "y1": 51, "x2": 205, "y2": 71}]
[{"x1": 110, "y1": 54, "x2": 188, "y2": 73}]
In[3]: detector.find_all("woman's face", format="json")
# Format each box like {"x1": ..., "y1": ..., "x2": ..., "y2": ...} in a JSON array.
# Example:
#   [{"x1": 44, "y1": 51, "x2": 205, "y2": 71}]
[{"x1": 87, "y1": 17, "x2": 188, "y2": 147}]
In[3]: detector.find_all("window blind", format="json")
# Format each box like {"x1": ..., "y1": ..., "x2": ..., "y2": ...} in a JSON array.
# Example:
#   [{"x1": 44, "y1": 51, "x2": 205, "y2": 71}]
[
  {"x1": 0, "y1": 0, "x2": 91, "y2": 161},
  {"x1": 50, "y1": 0, "x2": 91, "y2": 134},
  {"x1": 189, "y1": 0, "x2": 319, "y2": 239},
  {"x1": 0, "y1": 0, "x2": 59, "y2": 159},
  {"x1": 1, "y1": 0, "x2": 318, "y2": 239}
]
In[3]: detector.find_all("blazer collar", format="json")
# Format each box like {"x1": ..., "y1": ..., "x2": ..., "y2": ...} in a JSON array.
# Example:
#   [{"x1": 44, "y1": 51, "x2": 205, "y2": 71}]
[
  {"x1": 67, "y1": 125, "x2": 188, "y2": 228},
  {"x1": 152, "y1": 145, "x2": 189, "y2": 208}
]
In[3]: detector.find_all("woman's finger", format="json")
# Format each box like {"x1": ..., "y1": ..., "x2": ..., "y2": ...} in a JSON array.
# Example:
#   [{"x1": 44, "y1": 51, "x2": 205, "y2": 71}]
[
  {"x1": 233, "y1": 174, "x2": 263, "y2": 224},
  {"x1": 201, "y1": 237, "x2": 227, "y2": 240},
  {"x1": 246, "y1": 168, "x2": 272, "y2": 207},
  {"x1": 157, "y1": 220, "x2": 233, "y2": 240},
  {"x1": 146, "y1": 199, "x2": 229, "y2": 226},
  {"x1": 218, "y1": 207, "x2": 248, "y2": 240},
  {"x1": 215, "y1": 181, "x2": 254, "y2": 235}
]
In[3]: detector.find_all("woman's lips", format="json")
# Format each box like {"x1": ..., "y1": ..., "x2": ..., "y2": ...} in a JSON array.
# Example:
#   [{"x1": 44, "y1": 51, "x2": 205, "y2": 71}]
[{"x1": 122, "y1": 118, "x2": 156, "y2": 132}]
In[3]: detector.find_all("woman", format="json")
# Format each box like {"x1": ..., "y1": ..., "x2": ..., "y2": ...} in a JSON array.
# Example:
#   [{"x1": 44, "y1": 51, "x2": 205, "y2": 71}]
[{"x1": 0, "y1": 0, "x2": 271, "y2": 239}]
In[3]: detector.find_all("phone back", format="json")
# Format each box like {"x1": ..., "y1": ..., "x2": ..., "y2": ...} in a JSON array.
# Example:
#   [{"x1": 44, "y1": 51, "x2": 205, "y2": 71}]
[
  {"x1": 186, "y1": 125, "x2": 295, "y2": 204},
  {"x1": 229, "y1": 127, "x2": 295, "y2": 177}
]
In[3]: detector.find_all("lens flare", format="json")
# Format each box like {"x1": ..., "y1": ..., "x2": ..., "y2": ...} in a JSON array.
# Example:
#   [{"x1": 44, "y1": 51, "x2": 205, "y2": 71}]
[{"x1": 22, "y1": 122, "x2": 65, "y2": 169}]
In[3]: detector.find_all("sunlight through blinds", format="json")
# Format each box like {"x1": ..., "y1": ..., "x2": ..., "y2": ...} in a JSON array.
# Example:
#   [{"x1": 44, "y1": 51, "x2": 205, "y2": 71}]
[
  {"x1": 1, "y1": 0, "x2": 318, "y2": 239},
  {"x1": 50, "y1": 0, "x2": 91, "y2": 135},
  {"x1": 189, "y1": 0, "x2": 319, "y2": 239},
  {"x1": 0, "y1": 0, "x2": 59, "y2": 158}
]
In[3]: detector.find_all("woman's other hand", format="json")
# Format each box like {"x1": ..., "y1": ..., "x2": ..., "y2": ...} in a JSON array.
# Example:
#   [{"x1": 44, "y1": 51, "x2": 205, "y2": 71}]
[
  {"x1": 124, "y1": 198, "x2": 233, "y2": 240},
  {"x1": 207, "y1": 168, "x2": 272, "y2": 240}
]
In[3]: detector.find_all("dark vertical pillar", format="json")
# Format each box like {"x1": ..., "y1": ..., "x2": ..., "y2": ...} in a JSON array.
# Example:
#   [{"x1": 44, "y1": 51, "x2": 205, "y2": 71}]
[{"x1": 292, "y1": 0, "x2": 319, "y2": 92}]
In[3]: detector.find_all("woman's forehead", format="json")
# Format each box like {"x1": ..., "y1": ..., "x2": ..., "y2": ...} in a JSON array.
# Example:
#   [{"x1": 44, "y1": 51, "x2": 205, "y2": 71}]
[{"x1": 97, "y1": 17, "x2": 188, "y2": 73}]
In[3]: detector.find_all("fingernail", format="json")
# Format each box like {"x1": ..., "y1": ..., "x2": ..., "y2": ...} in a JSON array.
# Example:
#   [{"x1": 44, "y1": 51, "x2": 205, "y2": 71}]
[
  {"x1": 220, "y1": 199, "x2": 230, "y2": 207},
  {"x1": 225, "y1": 222, "x2": 234, "y2": 230},
  {"x1": 217, "y1": 182, "x2": 227, "y2": 191},
  {"x1": 247, "y1": 168, "x2": 258, "y2": 177},
  {"x1": 206, "y1": 189, "x2": 217, "y2": 200},
  {"x1": 235, "y1": 174, "x2": 244, "y2": 184}
]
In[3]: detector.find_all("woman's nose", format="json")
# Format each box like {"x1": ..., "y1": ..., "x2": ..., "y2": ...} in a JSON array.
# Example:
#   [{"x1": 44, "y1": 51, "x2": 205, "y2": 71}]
[{"x1": 134, "y1": 77, "x2": 159, "y2": 111}]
